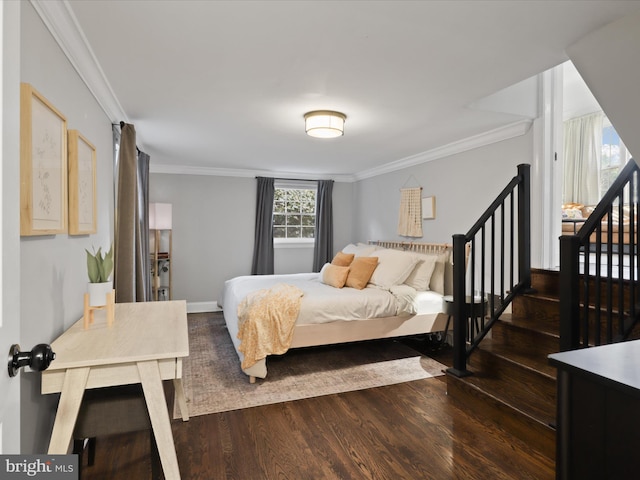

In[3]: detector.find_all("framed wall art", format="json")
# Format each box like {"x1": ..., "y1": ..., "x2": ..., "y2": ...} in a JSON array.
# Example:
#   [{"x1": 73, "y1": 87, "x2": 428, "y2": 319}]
[
  {"x1": 422, "y1": 196, "x2": 436, "y2": 219},
  {"x1": 68, "y1": 130, "x2": 97, "y2": 235},
  {"x1": 20, "y1": 83, "x2": 68, "y2": 236}
]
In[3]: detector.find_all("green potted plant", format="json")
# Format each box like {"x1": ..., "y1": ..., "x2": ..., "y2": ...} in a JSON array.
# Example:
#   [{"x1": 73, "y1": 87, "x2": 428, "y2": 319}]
[{"x1": 86, "y1": 244, "x2": 114, "y2": 306}]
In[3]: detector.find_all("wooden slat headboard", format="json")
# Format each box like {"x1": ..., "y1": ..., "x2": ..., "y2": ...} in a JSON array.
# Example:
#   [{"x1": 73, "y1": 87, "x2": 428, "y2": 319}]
[{"x1": 368, "y1": 240, "x2": 451, "y2": 255}]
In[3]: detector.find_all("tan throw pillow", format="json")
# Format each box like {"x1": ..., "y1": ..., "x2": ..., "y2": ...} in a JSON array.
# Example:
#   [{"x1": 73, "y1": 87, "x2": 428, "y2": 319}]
[
  {"x1": 345, "y1": 256, "x2": 379, "y2": 290},
  {"x1": 331, "y1": 251, "x2": 355, "y2": 267},
  {"x1": 321, "y1": 264, "x2": 350, "y2": 288}
]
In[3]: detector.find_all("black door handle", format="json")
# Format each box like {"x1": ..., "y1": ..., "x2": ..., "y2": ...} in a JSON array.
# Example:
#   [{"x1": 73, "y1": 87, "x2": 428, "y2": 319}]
[{"x1": 7, "y1": 343, "x2": 56, "y2": 377}]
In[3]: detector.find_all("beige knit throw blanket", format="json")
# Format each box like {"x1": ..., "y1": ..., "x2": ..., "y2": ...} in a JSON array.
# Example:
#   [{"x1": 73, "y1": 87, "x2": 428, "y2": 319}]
[{"x1": 237, "y1": 283, "x2": 304, "y2": 369}]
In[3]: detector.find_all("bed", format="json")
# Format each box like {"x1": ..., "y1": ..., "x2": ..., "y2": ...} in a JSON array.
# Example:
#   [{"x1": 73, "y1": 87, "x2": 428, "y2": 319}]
[{"x1": 220, "y1": 241, "x2": 458, "y2": 382}]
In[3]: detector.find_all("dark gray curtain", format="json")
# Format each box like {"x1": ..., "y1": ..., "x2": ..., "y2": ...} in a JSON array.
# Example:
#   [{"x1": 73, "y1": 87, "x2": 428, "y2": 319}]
[
  {"x1": 114, "y1": 123, "x2": 150, "y2": 302},
  {"x1": 251, "y1": 177, "x2": 275, "y2": 275},
  {"x1": 312, "y1": 179, "x2": 334, "y2": 272}
]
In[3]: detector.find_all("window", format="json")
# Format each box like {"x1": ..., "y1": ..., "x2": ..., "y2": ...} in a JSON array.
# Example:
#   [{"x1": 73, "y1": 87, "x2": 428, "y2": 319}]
[
  {"x1": 600, "y1": 120, "x2": 631, "y2": 194},
  {"x1": 273, "y1": 181, "x2": 316, "y2": 242}
]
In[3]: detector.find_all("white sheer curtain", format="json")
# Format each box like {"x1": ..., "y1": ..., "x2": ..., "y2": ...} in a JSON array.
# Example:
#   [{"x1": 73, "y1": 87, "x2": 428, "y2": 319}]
[
  {"x1": 397, "y1": 187, "x2": 423, "y2": 237},
  {"x1": 563, "y1": 112, "x2": 604, "y2": 205}
]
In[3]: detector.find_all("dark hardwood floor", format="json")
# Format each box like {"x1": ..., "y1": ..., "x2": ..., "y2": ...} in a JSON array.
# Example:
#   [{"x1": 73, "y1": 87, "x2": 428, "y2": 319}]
[{"x1": 80, "y1": 342, "x2": 555, "y2": 480}]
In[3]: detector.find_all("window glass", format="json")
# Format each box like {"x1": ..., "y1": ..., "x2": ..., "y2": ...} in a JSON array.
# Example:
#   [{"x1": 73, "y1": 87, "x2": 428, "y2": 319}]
[
  {"x1": 273, "y1": 183, "x2": 316, "y2": 240},
  {"x1": 601, "y1": 121, "x2": 630, "y2": 194}
]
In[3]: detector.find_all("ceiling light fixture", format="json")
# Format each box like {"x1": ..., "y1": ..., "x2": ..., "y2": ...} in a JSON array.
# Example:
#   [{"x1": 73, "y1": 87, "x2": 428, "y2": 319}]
[{"x1": 304, "y1": 110, "x2": 346, "y2": 138}]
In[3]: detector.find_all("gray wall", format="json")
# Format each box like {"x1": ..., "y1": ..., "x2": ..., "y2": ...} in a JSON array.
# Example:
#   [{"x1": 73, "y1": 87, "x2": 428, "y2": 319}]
[
  {"x1": 19, "y1": 2, "x2": 114, "y2": 453},
  {"x1": 354, "y1": 131, "x2": 533, "y2": 243},
  {"x1": 149, "y1": 173, "x2": 353, "y2": 306}
]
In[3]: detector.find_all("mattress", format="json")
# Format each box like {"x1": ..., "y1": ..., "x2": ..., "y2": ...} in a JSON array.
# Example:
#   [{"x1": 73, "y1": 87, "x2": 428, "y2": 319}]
[{"x1": 221, "y1": 272, "x2": 446, "y2": 379}]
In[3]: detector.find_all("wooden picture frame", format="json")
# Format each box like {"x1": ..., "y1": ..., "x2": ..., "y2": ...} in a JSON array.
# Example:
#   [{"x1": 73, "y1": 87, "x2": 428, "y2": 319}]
[
  {"x1": 68, "y1": 130, "x2": 97, "y2": 235},
  {"x1": 20, "y1": 83, "x2": 68, "y2": 236},
  {"x1": 422, "y1": 196, "x2": 436, "y2": 219}
]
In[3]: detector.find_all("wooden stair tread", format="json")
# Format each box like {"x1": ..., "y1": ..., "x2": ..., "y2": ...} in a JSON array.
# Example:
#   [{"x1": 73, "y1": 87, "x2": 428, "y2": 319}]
[
  {"x1": 530, "y1": 268, "x2": 561, "y2": 297},
  {"x1": 465, "y1": 351, "x2": 556, "y2": 425},
  {"x1": 510, "y1": 297, "x2": 561, "y2": 335},
  {"x1": 479, "y1": 338, "x2": 558, "y2": 378},
  {"x1": 446, "y1": 373, "x2": 556, "y2": 461},
  {"x1": 493, "y1": 315, "x2": 560, "y2": 346},
  {"x1": 520, "y1": 291, "x2": 560, "y2": 302},
  {"x1": 447, "y1": 372, "x2": 555, "y2": 429}
]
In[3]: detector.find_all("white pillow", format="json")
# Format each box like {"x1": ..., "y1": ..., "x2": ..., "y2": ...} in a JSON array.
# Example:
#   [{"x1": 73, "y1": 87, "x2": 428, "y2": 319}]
[
  {"x1": 404, "y1": 253, "x2": 438, "y2": 291},
  {"x1": 342, "y1": 243, "x2": 379, "y2": 257},
  {"x1": 320, "y1": 263, "x2": 350, "y2": 288},
  {"x1": 429, "y1": 251, "x2": 450, "y2": 295},
  {"x1": 368, "y1": 249, "x2": 419, "y2": 289},
  {"x1": 318, "y1": 262, "x2": 331, "y2": 280}
]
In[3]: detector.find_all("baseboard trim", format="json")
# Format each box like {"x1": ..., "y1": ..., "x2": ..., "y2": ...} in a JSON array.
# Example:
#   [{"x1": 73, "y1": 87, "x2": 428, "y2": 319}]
[{"x1": 187, "y1": 301, "x2": 221, "y2": 313}]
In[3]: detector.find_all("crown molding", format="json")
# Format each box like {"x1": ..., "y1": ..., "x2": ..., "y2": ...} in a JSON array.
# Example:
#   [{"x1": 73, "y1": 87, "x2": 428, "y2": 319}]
[
  {"x1": 353, "y1": 119, "x2": 533, "y2": 181},
  {"x1": 149, "y1": 163, "x2": 357, "y2": 183},
  {"x1": 30, "y1": 0, "x2": 127, "y2": 123}
]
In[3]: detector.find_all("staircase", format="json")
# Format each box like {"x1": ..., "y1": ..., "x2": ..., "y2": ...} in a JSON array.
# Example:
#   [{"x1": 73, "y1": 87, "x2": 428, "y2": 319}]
[
  {"x1": 446, "y1": 268, "x2": 560, "y2": 461},
  {"x1": 446, "y1": 266, "x2": 640, "y2": 463},
  {"x1": 443, "y1": 161, "x2": 640, "y2": 467}
]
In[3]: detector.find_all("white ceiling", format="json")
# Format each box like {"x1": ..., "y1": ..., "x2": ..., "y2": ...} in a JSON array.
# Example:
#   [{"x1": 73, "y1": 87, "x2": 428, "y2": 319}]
[
  {"x1": 562, "y1": 61, "x2": 602, "y2": 121},
  {"x1": 57, "y1": 0, "x2": 640, "y2": 180}
]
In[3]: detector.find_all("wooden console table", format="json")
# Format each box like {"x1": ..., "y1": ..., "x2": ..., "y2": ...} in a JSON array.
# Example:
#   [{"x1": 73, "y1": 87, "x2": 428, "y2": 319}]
[
  {"x1": 549, "y1": 340, "x2": 640, "y2": 480},
  {"x1": 42, "y1": 300, "x2": 189, "y2": 480}
]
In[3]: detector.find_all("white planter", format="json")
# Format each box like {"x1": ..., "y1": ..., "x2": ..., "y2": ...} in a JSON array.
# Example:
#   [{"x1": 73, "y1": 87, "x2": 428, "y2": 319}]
[{"x1": 88, "y1": 281, "x2": 113, "y2": 307}]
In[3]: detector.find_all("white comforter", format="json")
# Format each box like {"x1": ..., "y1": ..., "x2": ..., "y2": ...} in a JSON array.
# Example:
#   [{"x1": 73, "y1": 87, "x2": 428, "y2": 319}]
[
  {"x1": 225, "y1": 273, "x2": 408, "y2": 324},
  {"x1": 220, "y1": 272, "x2": 444, "y2": 378}
]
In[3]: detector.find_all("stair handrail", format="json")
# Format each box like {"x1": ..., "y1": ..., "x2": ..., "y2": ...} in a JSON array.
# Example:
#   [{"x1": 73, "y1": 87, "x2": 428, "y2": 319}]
[
  {"x1": 448, "y1": 163, "x2": 531, "y2": 377},
  {"x1": 559, "y1": 159, "x2": 640, "y2": 351}
]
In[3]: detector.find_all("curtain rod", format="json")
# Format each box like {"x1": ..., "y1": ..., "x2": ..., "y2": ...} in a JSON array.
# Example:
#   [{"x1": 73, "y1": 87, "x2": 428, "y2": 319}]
[
  {"x1": 256, "y1": 177, "x2": 331, "y2": 182},
  {"x1": 112, "y1": 122, "x2": 141, "y2": 154}
]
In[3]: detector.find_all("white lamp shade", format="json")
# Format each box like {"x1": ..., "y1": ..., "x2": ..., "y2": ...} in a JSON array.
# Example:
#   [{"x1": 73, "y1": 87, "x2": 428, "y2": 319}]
[
  {"x1": 149, "y1": 203, "x2": 172, "y2": 230},
  {"x1": 304, "y1": 111, "x2": 346, "y2": 138}
]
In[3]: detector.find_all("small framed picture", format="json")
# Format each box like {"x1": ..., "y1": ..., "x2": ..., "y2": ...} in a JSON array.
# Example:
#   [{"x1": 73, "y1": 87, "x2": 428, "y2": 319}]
[
  {"x1": 20, "y1": 83, "x2": 68, "y2": 236},
  {"x1": 422, "y1": 196, "x2": 436, "y2": 219},
  {"x1": 68, "y1": 130, "x2": 97, "y2": 235}
]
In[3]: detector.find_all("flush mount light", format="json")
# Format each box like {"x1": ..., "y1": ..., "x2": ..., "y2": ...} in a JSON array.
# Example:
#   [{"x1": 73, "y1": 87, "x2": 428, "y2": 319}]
[{"x1": 304, "y1": 110, "x2": 346, "y2": 138}]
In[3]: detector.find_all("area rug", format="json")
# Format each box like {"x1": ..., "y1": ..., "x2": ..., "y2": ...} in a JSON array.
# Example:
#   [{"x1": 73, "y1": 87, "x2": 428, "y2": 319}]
[{"x1": 175, "y1": 312, "x2": 446, "y2": 418}]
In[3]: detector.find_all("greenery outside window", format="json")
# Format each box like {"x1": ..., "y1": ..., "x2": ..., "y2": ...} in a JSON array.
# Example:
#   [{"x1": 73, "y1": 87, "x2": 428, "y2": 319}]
[{"x1": 273, "y1": 180, "x2": 316, "y2": 244}]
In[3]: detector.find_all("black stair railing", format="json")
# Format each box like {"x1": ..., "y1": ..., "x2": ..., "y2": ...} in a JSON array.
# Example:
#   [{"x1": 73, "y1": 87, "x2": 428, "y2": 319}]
[
  {"x1": 559, "y1": 159, "x2": 640, "y2": 351},
  {"x1": 447, "y1": 164, "x2": 532, "y2": 377}
]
